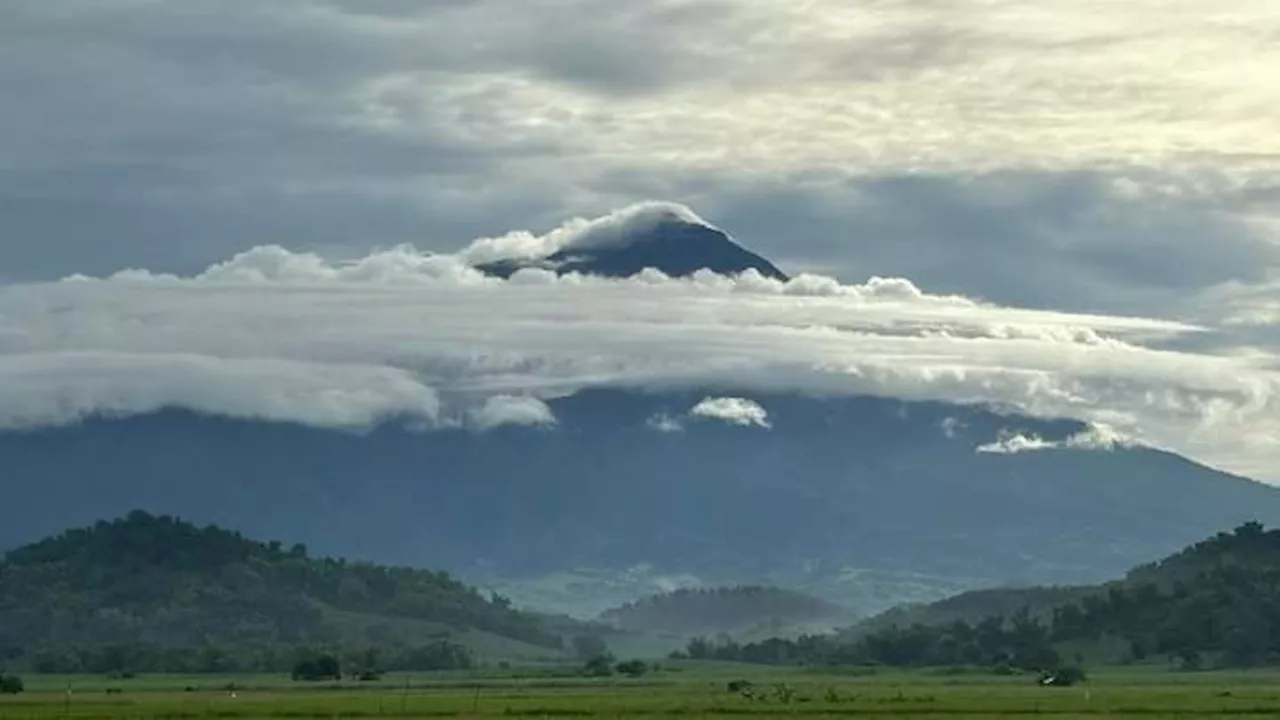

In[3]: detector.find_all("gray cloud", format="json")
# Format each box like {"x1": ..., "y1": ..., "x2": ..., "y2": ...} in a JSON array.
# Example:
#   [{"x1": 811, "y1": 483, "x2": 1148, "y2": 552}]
[{"x1": 686, "y1": 170, "x2": 1280, "y2": 315}]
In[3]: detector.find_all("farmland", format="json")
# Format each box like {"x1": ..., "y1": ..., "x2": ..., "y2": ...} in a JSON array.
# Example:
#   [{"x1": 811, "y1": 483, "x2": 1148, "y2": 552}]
[{"x1": 6, "y1": 665, "x2": 1280, "y2": 719}]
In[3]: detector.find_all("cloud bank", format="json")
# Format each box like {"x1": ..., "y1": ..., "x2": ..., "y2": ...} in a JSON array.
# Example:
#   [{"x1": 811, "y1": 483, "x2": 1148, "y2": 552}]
[{"x1": 2, "y1": 203, "x2": 1279, "y2": 482}]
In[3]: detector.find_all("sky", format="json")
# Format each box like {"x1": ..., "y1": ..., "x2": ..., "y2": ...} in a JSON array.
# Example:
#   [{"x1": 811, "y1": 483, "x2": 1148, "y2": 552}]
[{"x1": 1, "y1": 1, "x2": 1279, "y2": 480}]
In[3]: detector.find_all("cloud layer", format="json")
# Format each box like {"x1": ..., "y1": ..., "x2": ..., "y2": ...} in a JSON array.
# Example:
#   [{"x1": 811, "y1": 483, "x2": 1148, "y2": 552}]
[
  {"x1": 1, "y1": 204, "x2": 1278, "y2": 482},
  {"x1": 2, "y1": 0, "x2": 1277, "y2": 324}
]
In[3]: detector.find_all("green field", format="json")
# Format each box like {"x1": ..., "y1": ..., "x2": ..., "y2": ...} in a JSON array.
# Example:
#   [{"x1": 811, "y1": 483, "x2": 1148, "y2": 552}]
[{"x1": 7, "y1": 665, "x2": 1280, "y2": 719}]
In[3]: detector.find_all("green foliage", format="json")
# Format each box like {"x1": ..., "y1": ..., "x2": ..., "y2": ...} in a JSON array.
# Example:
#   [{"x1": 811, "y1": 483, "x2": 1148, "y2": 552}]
[
  {"x1": 683, "y1": 609, "x2": 1062, "y2": 671},
  {"x1": 0, "y1": 673, "x2": 23, "y2": 694},
  {"x1": 1046, "y1": 522, "x2": 1280, "y2": 669},
  {"x1": 0, "y1": 511, "x2": 555, "y2": 673},
  {"x1": 614, "y1": 659, "x2": 648, "y2": 677}
]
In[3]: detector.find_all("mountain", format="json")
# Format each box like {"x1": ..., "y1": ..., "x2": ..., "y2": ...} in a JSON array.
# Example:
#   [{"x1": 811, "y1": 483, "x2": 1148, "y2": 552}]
[
  {"x1": 5, "y1": 213, "x2": 1280, "y2": 619},
  {"x1": 4, "y1": 388, "x2": 1279, "y2": 619},
  {"x1": 599, "y1": 586, "x2": 854, "y2": 639},
  {"x1": 0, "y1": 511, "x2": 568, "y2": 673},
  {"x1": 474, "y1": 206, "x2": 789, "y2": 280}
]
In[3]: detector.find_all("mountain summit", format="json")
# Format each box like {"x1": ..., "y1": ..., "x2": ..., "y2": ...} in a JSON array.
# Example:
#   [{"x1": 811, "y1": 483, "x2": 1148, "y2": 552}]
[{"x1": 475, "y1": 203, "x2": 789, "y2": 280}]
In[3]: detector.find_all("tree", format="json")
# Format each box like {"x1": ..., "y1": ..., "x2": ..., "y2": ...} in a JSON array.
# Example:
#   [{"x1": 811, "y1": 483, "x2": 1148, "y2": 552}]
[{"x1": 0, "y1": 674, "x2": 23, "y2": 694}]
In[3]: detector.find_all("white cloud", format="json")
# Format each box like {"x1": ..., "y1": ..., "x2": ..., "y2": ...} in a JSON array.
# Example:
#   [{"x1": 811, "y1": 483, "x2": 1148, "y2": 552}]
[
  {"x1": 976, "y1": 424, "x2": 1135, "y2": 455},
  {"x1": 0, "y1": 351, "x2": 439, "y2": 430},
  {"x1": 456, "y1": 201, "x2": 715, "y2": 266},
  {"x1": 0, "y1": 204, "x2": 1278, "y2": 481},
  {"x1": 469, "y1": 395, "x2": 557, "y2": 431},
  {"x1": 688, "y1": 397, "x2": 772, "y2": 429}
]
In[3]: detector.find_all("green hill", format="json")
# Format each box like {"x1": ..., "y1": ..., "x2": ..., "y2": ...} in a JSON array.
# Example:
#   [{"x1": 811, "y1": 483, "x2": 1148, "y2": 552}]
[
  {"x1": 0, "y1": 511, "x2": 568, "y2": 673},
  {"x1": 600, "y1": 586, "x2": 853, "y2": 639},
  {"x1": 682, "y1": 522, "x2": 1280, "y2": 672}
]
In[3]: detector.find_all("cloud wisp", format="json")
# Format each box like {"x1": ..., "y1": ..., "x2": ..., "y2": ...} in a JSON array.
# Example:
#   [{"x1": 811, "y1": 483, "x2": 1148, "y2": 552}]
[{"x1": 1, "y1": 204, "x2": 1278, "y2": 481}]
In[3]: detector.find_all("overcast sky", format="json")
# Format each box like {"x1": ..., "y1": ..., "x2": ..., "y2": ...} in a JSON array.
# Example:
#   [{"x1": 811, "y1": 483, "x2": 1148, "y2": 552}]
[{"x1": 2, "y1": 1, "x2": 1279, "y2": 480}]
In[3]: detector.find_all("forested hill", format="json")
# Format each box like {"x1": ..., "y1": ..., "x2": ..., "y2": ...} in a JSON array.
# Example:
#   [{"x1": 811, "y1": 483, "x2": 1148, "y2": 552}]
[
  {"x1": 673, "y1": 523, "x2": 1280, "y2": 671},
  {"x1": 0, "y1": 511, "x2": 564, "y2": 673},
  {"x1": 849, "y1": 521, "x2": 1280, "y2": 638},
  {"x1": 599, "y1": 586, "x2": 853, "y2": 637}
]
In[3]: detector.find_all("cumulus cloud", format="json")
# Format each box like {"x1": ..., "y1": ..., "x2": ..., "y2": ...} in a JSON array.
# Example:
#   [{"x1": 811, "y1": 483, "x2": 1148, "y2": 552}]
[
  {"x1": 688, "y1": 397, "x2": 772, "y2": 429},
  {"x1": 469, "y1": 395, "x2": 557, "y2": 431}
]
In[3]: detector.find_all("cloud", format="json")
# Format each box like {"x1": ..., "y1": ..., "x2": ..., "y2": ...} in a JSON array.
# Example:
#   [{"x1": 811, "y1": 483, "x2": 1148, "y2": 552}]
[
  {"x1": 469, "y1": 395, "x2": 557, "y2": 431},
  {"x1": 0, "y1": 351, "x2": 439, "y2": 430},
  {"x1": 0, "y1": 206, "x2": 1278, "y2": 482},
  {"x1": 688, "y1": 397, "x2": 772, "y2": 429},
  {"x1": 1, "y1": 0, "x2": 1277, "y2": 334},
  {"x1": 976, "y1": 424, "x2": 1135, "y2": 455},
  {"x1": 456, "y1": 201, "x2": 715, "y2": 266}
]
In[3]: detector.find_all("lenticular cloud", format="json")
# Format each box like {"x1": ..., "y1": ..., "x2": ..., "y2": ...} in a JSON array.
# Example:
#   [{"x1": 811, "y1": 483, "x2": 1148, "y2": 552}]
[{"x1": 1, "y1": 206, "x2": 1278, "y2": 481}]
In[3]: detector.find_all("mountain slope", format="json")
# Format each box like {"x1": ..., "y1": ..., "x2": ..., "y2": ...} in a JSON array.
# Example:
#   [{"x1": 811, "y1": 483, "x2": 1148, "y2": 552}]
[
  {"x1": 0, "y1": 511, "x2": 566, "y2": 672},
  {"x1": 4, "y1": 389, "x2": 1278, "y2": 618}
]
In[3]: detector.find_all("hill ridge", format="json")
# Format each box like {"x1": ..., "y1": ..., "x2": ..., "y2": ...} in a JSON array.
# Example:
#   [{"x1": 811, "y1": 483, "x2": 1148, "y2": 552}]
[{"x1": 0, "y1": 511, "x2": 567, "y2": 674}]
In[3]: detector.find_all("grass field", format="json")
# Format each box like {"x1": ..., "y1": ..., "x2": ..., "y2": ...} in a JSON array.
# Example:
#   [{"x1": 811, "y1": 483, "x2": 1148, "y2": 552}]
[{"x1": 7, "y1": 664, "x2": 1280, "y2": 718}]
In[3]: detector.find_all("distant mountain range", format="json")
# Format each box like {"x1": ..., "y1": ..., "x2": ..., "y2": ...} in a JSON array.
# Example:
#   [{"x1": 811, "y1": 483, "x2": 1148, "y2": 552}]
[{"x1": 4, "y1": 209, "x2": 1280, "y2": 618}]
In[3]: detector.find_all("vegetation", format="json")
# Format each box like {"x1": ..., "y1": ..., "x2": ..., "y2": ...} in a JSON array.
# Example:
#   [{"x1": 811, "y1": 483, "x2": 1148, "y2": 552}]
[
  {"x1": 8, "y1": 666, "x2": 1280, "y2": 717},
  {"x1": 0, "y1": 674, "x2": 23, "y2": 694},
  {"x1": 678, "y1": 605, "x2": 1063, "y2": 672},
  {"x1": 0, "y1": 511, "x2": 561, "y2": 673},
  {"x1": 599, "y1": 585, "x2": 850, "y2": 637}
]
